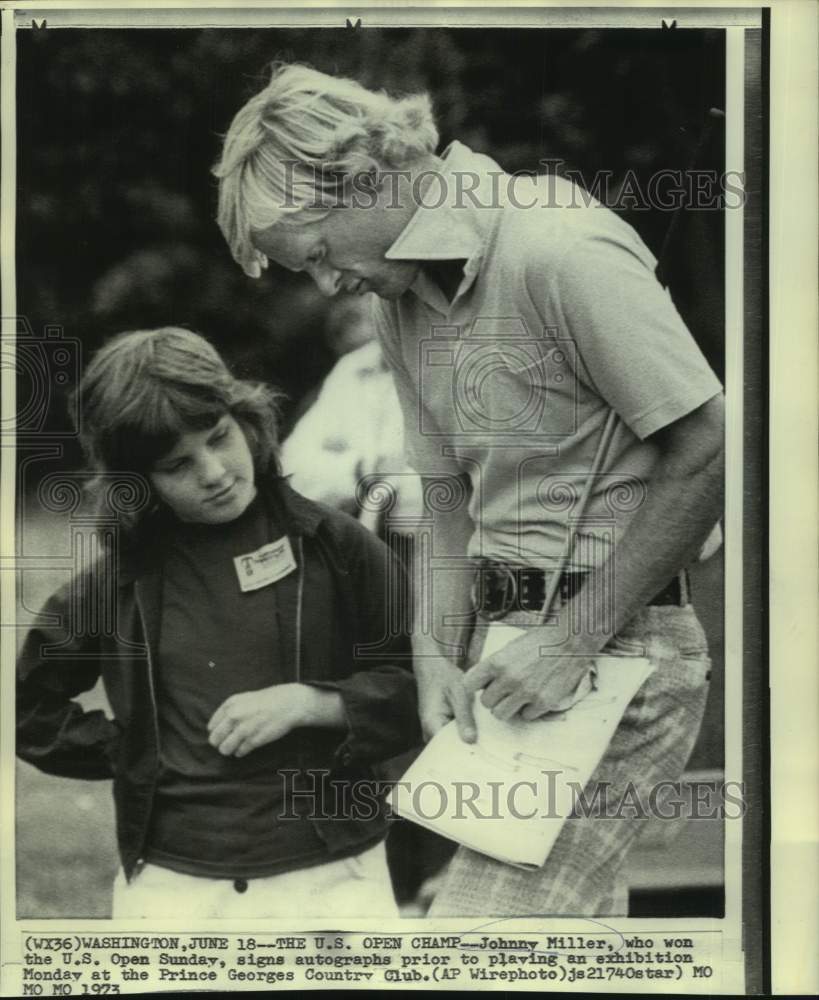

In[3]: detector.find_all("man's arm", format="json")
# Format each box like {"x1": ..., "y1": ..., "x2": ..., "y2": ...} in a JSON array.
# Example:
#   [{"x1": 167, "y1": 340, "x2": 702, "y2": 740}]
[
  {"x1": 369, "y1": 301, "x2": 481, "y2": 742},
  {"x1": 413, "y1": 473, "x2": 478, "y2": 742},
  {"x1": 604, "y1": 392, "x2": 724, "y2": 628},
  {"x1": 464, "y1": 393, "x2": 724, "y2": 719}
]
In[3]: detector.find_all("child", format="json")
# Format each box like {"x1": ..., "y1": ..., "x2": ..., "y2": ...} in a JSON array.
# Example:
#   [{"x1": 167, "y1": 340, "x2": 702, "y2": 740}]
[{"x1": 16, "y1": 326, "x2": 420, "y2": 919}]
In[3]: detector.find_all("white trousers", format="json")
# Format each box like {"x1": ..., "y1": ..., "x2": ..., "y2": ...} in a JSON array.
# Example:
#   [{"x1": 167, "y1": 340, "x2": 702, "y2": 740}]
[{"x1": 112, "y1": 841, "x2": 399, "y2": 919}]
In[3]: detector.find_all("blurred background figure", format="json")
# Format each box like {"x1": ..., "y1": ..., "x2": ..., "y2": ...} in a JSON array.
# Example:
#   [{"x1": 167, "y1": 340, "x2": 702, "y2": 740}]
[{"x1": 280, "y1": 294, "x2": 423, "y2": 532}]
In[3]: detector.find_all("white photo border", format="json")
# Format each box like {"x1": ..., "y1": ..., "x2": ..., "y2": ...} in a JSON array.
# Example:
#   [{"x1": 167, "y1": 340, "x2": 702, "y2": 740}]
[{"x1": 1, "y1": 2, "x2": 814, "y2": 996}]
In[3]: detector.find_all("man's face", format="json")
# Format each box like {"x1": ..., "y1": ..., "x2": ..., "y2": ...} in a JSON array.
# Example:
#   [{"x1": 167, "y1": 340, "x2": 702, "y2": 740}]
[
  {"x1": 149, "y1": 415, "x2": 257, "y2": 524},
  {"x1": 253, "y1": 205, "x2": 420, "y2": 301}
]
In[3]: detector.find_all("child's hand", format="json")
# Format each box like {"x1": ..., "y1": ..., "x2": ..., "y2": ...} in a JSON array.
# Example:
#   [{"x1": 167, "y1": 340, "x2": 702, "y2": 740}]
[
  {"x1": 207, "y1": 683, "x2": 308, "y2": 758},
  {"x1": 207, "y1": 683, "x2": 346, "y2": 758}
]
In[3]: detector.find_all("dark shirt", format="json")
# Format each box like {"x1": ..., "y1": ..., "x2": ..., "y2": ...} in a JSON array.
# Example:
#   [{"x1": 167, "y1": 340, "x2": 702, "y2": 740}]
[{"x1": 146, "y1": 496, "x2": 328, "y2": 877}]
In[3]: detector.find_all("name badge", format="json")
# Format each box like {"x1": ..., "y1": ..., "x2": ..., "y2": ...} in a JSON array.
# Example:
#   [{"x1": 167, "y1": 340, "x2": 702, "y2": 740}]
[{"x1": 234, "y1": 536, "x2": 297, "y2": 592}]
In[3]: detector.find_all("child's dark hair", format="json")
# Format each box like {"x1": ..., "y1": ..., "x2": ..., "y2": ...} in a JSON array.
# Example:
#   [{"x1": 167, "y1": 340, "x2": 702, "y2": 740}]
[{"x1": 75, "y1": 327, "x2": 283, "y2": 528}]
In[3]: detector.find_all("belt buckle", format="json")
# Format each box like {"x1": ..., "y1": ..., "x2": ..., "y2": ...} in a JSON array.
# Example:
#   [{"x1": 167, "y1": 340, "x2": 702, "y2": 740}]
[{"x1": 473, "y1": 562, "x2": 518, "y2": 622}]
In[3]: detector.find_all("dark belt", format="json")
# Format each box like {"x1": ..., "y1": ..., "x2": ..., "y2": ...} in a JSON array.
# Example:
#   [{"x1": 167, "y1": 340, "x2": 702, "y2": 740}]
[{"x1": 473, "y1": 561, "x2": 690, "y2": 621}]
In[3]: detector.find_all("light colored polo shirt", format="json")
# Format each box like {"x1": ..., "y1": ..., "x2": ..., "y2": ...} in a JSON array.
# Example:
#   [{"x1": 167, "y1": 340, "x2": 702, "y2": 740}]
[{"x1": 373, "y1": 141, "x2": 723, "y2": 570}]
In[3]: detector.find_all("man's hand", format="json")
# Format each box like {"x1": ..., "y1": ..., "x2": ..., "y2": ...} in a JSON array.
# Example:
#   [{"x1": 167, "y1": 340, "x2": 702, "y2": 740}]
[
  {"x1": 415, "y1": 656, "x2": 477, "y2": 744},
  {"x1": 463, "y1": 636, "x2": 595, "y2": 722},
  {"x1": 207, "y1": 683, "x2": 344, "y2": 758}
]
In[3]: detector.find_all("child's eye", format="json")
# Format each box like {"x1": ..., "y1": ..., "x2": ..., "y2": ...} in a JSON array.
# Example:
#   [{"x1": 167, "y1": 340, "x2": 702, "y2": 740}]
[{"x1": 156, "y1": 457, "x2": 187, "y2": 475}]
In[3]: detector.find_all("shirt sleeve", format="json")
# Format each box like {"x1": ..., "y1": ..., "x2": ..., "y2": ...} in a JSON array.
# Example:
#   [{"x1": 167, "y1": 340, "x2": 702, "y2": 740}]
[{"x1": 543, "y1": 228, "x2": 724, "y2": 440}]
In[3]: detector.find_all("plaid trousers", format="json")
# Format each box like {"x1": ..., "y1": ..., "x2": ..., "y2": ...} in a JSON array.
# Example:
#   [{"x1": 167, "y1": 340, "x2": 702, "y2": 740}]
[{"x1": 426, "y1": 602, "x2": 712, "y2": 917}]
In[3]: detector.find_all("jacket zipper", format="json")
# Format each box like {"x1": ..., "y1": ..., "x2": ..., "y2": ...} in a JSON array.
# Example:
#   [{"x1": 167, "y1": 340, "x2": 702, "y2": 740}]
[
  {"x1": 134, "y1": 580, "x2": 161, "y2": 872},
  {"x1": 293, "y1": 537, "x2": 306, "y2": 785},
  {"x1": 294, "y1": 536, "x2": 304, "y2": 682}
]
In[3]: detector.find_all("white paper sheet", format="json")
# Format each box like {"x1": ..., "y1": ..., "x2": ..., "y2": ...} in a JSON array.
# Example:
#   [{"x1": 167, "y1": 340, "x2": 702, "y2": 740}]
[{"x1": 389, "y1": 624, "x2": 654, "y2": 868}]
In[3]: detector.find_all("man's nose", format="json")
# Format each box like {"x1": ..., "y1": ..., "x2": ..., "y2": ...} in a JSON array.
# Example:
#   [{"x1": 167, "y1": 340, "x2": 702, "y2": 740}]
[{"x1": 309, "y1": 261, "x2": 343, "y2": 297}]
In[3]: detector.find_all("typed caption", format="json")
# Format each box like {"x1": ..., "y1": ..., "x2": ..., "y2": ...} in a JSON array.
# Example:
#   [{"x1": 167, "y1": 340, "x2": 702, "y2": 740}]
[{"x1": 8, "y1": 928, "x2": 735, "y2": 994}]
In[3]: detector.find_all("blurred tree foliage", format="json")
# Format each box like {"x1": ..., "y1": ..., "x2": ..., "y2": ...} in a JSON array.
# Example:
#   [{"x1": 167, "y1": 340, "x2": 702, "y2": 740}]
[{"x1": 17, "y1": 27, "x2": 725, "y2": 442}]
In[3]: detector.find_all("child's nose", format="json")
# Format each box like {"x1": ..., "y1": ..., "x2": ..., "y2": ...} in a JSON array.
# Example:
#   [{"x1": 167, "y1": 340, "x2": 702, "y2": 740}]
[{"x1": 199, "y1": 452, "x2": 227, "y2": 485}]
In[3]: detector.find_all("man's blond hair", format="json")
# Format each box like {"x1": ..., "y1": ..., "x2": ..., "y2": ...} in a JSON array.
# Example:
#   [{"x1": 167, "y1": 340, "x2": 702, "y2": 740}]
[{"x1": 213, "y1": 63, "x2": 438, "y2": 277}]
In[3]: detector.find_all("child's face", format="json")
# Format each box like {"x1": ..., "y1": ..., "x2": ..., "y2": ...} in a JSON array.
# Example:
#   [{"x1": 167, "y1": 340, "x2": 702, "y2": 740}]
[{"x1": 149, "y1": 414, "x2": 257, "y2": 524}]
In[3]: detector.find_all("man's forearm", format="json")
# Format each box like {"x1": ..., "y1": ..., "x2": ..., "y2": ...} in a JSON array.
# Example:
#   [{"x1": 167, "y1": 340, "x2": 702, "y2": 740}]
[
  {"x1": 412, "y1": 487, "x2": 474, "y2": 668},
  {"x1": 561, "y1": 395, "x2": 725, "y2": 655},
  {"x1": 410, "y1": 475, "x2": 479, "y2": 740}
]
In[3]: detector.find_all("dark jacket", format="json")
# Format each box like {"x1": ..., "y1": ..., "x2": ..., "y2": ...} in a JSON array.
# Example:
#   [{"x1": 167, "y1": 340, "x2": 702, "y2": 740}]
[{"x1": 16, "y1": 476, "x2": 420, "y2": 880}]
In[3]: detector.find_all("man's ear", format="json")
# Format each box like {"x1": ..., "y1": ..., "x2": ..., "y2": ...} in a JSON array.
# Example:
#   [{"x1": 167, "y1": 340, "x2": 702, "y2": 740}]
[{"x1": 345, "y1": 168, "x2": 382, "y2": 209}]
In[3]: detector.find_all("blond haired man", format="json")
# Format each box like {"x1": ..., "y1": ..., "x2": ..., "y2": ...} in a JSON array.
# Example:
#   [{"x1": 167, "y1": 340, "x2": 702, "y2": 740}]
[{"x1": 215, "y1": 63, "x2": 724, "y2": 916}]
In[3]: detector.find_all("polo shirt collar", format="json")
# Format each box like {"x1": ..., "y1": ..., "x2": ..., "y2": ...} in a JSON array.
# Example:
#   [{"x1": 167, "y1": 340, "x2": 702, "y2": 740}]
[{"x1": 385, "y1": 141, "x2": 503, "y2": 308}]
